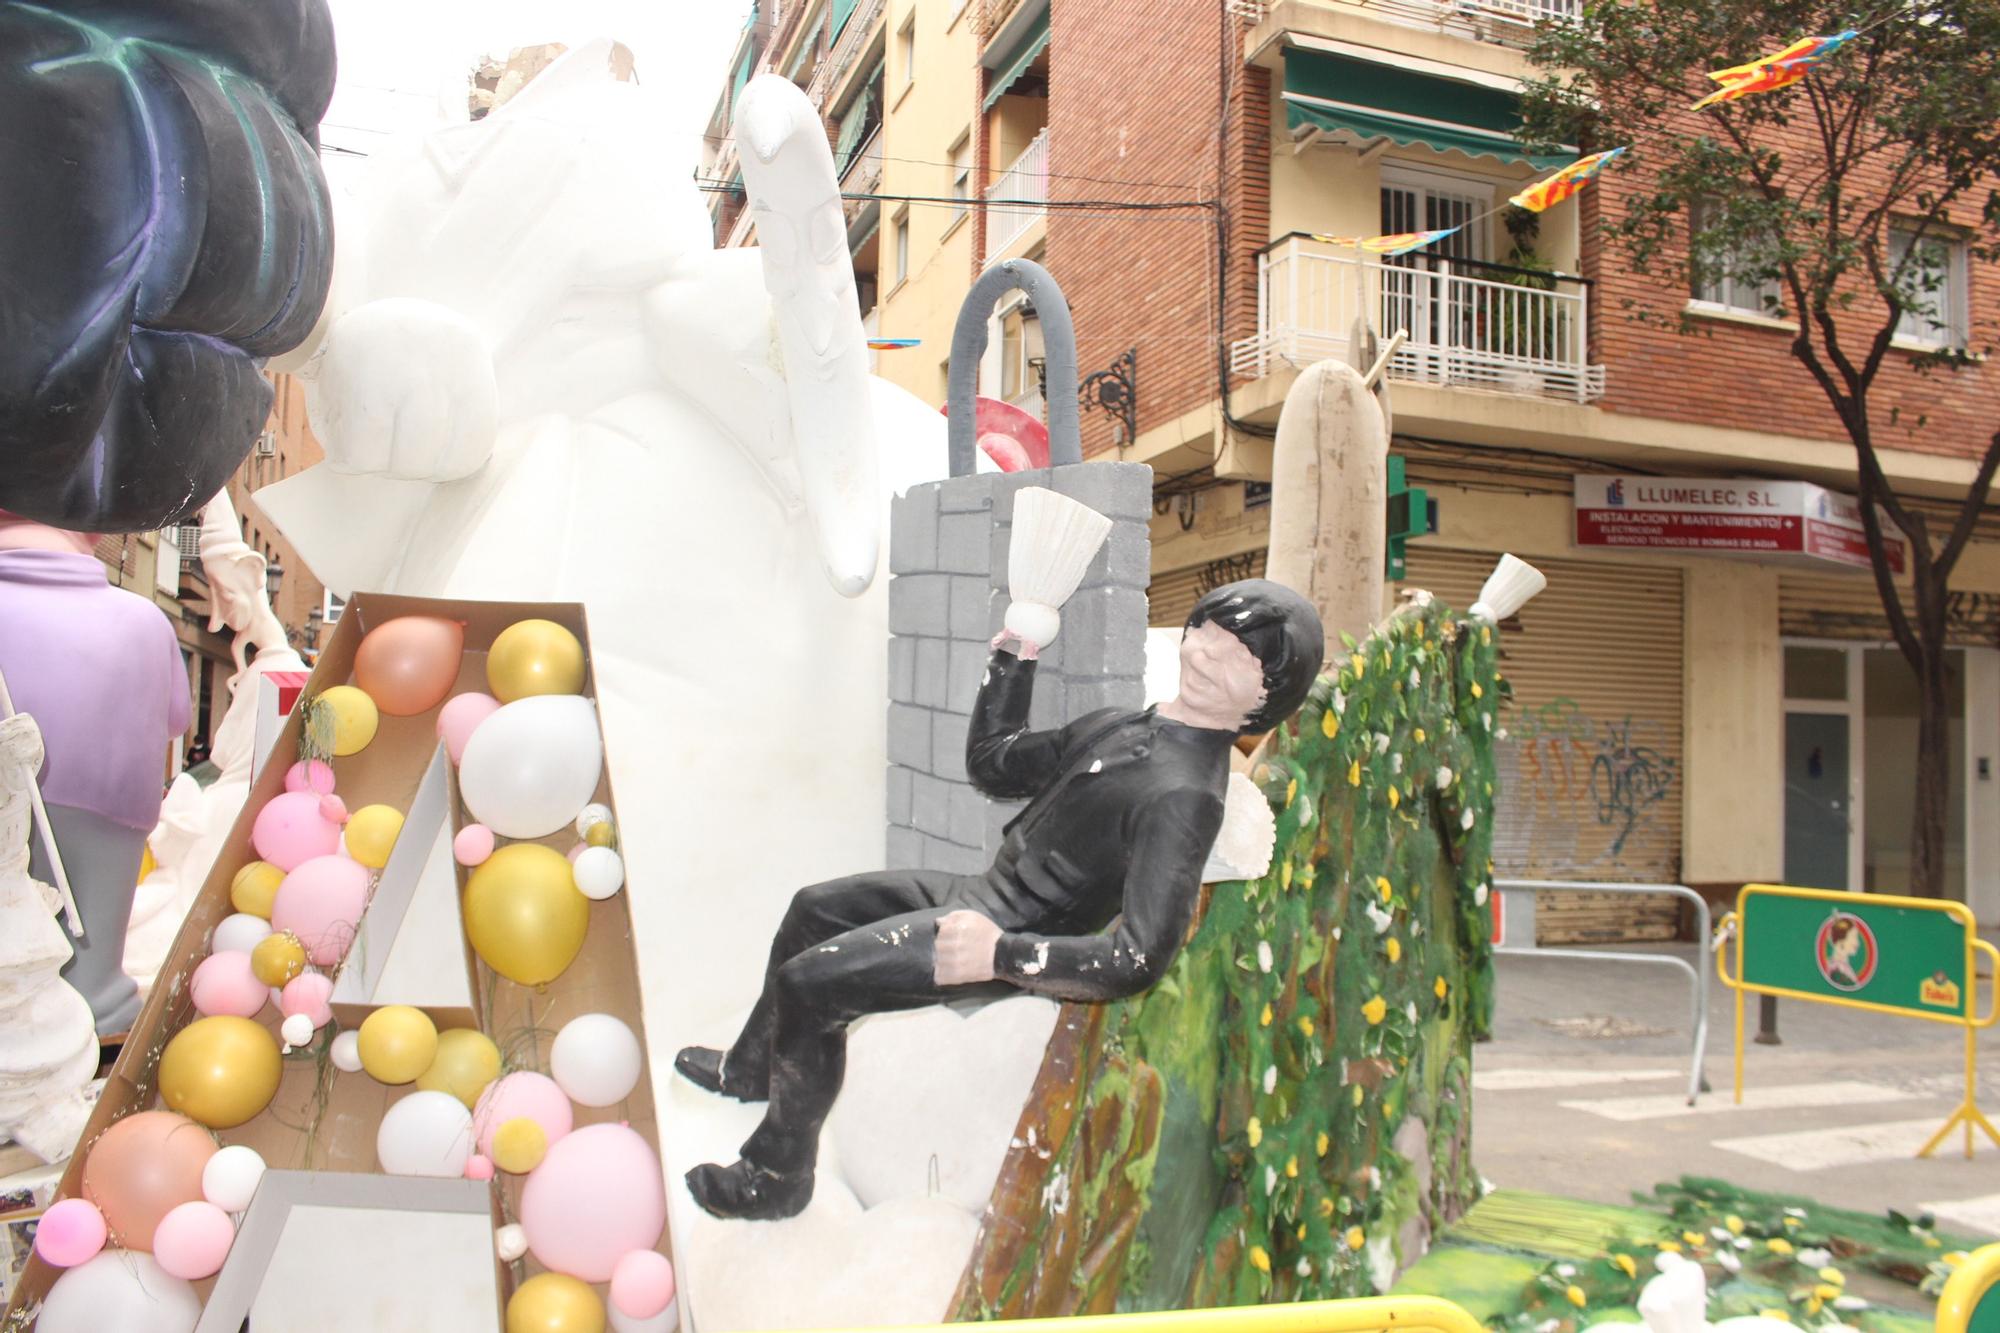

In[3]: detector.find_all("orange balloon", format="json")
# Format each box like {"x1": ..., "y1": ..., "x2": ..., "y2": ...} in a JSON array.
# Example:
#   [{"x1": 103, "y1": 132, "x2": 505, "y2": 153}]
[
  {"x1": 81, "y1": 1111, "x2": 217, "y2": 1251},
  {"x1": 354, "y1": 615, "x2": 466, "y2": 716}
]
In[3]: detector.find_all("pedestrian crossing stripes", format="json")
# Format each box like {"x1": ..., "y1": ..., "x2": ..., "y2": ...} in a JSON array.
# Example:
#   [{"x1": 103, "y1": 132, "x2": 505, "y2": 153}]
[
  {"x1": 1473, "y1": 1067, "x2": 1681, "y2": 1092},
  {"x1": 1560, "y1": 1080, "x2": 1910, "y2": 1122},
  {"x1": 1922, "y1": 1192, "x2": 2000, "y2": 1238},
  {"x1": 1712, "y1": 1117, "x2": 1948, "y2": 1171}
]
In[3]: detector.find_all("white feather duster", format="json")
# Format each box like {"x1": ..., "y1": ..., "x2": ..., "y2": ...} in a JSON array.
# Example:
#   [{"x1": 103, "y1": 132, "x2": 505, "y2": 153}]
[
  {"x1": 1469, "y1": 553, "x2": 1546, "y2": 624},
  {"x1": 1005, "y1": 486, "x2": 1113, "y2": 647}
]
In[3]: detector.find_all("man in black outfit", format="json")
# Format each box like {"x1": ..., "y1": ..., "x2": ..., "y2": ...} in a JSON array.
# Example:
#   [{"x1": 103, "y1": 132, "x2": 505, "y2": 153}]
[{"x1": 678, "y1": 578, "x2": 1324, "y2": 1220}]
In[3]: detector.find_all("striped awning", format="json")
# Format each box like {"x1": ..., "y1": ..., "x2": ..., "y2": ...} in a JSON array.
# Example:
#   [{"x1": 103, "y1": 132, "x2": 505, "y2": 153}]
[{"x1": 1283, "y1": 47, "x2": 1570, "y2": 169}]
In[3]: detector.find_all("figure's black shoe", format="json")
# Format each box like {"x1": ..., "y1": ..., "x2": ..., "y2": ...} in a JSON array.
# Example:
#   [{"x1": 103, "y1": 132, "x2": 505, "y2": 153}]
[
  {"x1": 686, "y1": 1159, "x2": 815, "y2": 1221},
  {"x1": 672, "y1": 1046, "x2": 768, "y2": 1102}
]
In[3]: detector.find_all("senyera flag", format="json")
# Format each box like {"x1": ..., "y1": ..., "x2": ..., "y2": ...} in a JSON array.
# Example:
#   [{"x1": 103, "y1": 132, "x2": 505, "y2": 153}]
[
  {"x1": 1691, "y1": 30, "x2": 1858, "y2": 110},
  {"x1": 1309, "y1": 226, "x2": 1462, "y2": 257},
  {"x1": 1509, "y1": 147, "x2": 1628, "y2": 213}
]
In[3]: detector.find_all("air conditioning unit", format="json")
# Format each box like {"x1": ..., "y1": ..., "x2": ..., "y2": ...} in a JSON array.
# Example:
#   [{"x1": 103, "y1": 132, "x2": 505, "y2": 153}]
[{"x1": 253, "y1": 431, "x2": 277, "y2": 458}]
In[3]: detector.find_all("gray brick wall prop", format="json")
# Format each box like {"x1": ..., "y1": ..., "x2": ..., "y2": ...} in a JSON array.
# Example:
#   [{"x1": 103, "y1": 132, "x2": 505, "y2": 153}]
[{"x1": 884, "y1": 461, "x2": 1154, "y2": 867}]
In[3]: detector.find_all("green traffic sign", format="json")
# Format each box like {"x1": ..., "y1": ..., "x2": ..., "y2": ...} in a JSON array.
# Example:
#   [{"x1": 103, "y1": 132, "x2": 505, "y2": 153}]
[{"x1": 1740, "y1": 888, "x2": 1971, "y2": 1021}]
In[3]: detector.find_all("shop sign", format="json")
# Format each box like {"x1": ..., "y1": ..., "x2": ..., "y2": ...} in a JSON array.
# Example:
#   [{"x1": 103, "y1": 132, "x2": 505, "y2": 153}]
[{"x1": 1573, "y1": 475, "x2": 1906, "y2": 573}]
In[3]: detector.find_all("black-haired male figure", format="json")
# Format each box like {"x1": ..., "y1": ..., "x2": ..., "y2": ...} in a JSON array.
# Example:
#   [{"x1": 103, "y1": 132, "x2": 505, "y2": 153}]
[{"x1": 679, "y1": 578, "x2": 1325, "y2": 1220}]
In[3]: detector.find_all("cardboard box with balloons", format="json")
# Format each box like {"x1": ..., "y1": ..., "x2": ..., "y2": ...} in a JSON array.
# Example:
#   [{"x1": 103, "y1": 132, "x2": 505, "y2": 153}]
[{"x1": 3, "y1": 595, "x2": 674, "y2": 1333}]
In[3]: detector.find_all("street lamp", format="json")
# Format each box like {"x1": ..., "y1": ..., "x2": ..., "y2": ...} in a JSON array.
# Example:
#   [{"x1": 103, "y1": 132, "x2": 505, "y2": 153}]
[{"x1": 264, "y1": 559, "x2": 284, "y2": 604}]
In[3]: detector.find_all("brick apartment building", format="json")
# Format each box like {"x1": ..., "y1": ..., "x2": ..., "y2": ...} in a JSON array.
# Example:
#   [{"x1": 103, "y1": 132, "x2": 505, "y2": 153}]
[{"x1": 703, "y1": 0, "x2": 2000, "y2": 933}]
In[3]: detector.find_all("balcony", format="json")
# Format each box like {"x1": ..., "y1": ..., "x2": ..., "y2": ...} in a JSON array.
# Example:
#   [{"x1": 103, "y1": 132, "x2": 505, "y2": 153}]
[
  {"x1": 983, "y1": 128, "x2": 1048, "y2": 265},
  {"x1": 1243, "y1": 0, "x2": 1578, "y2": 51},
  {"x1": 840, "y1": 126, "x2": 884, "y2": 225},
  {"x1": 1229, "y1": 234, "x2": 1606, "y2": 403},
  {"x1": 808, "y1": 0, "x2": 886, "y2": 106}
]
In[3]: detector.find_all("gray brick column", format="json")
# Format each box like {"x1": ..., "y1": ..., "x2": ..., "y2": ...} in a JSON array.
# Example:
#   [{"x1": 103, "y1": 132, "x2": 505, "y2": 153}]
[{"x1": 885, "y1": 461, "x2": 1154, "y2": 871}]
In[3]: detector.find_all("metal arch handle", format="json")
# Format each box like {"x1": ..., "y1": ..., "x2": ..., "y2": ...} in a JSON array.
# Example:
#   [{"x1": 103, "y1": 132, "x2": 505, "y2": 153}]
[
  {"x1": 1975, "y1": 937, "x2": 2000, "y2": 1029},
  {"x1": 945, "y1": 259, "x2": 1082, "y2": 477},
  {"x1": 1713, "y1": 912, "x2": 1740, "y2": 989}
]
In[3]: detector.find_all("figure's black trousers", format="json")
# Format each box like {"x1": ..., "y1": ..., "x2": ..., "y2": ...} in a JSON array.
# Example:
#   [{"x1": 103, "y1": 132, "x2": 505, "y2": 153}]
[{"x1": 724, "y1": 869, "x2": 1025, "y2": 1177}]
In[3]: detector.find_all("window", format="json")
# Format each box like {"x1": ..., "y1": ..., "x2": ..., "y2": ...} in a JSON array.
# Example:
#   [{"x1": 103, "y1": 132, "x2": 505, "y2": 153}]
[
  {"x1": 897, "y1": 13, "x2": 916, "y2": 90},
  {"x1": 996, "y1": 301, "x2": 1044, "y2": 409},
  {"x1": 1889, "y1": 225, "x2": 1967, "y2": 348},
  {"x1": 892, "y1": 207, "x2": 910, "y2": 285},
  {"x1": 948, "y1": 133, "x2": 971, "y2": 224},
  {"x1": 1689, "y1": 198, "x2": 1783, "y2": 317}
]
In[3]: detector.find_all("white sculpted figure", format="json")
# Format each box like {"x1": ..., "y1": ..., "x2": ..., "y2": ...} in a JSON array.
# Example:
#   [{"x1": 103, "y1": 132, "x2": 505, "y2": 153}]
[{"x1": 254, "y1": 46, "x2": 1042, "y2": 1327}]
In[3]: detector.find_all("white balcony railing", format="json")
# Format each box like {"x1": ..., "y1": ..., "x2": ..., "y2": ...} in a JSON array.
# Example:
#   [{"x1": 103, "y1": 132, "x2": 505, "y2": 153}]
[
  {"x1": 1229, "y1": 235, "x2": 1606, "y2": 403},
  {"x1": 983, "y1": 128, "x2": 1049, "y2": 265},
  {"x1": 1316, "y1": 0, "x2": 1579, "y2": 46},
  {"x1": 808, "y1": 0, "x2": 887, "y2": 106}
]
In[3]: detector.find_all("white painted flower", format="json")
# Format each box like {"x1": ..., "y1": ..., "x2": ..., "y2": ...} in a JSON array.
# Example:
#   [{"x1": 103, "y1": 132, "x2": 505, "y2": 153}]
[
  {"x1": 1333, "y1": 688, "x2": 1346, "y2": 713},
  {"x1": 1296, "y1": 1257, "x2": 1313, "y2": 1277},
  {"x1": 1496, "y1": 726, "x2": 1510, "y2": 740},
  {"x1": 1833, "y1": 1296, "x2": 1868, "y2": 1311},
  {"x1": 1405, "y1": 1000, "x2": 1419, "y2": 1023},
  {"x1": 1391, "y1": 752, "x2": 1404, "y2": 774},
  {"x1": 1710, "y1": 1227, "x2": 1732, "y2": 1242},
  {"x1": 1367, "y1": 1167, "x2": 1382, "y2": 1190},
  {"x1": 1409, "y1": 667, "x2": 1421, "y2": 688},
  {"x1": 1374, "y1": 731, "x2": 1391, "y2": 755},
  {"x1": 1717, "y1": 1249, "x2": 1741, "y2": 1273},
  {"x1": 1265, "y1": 1166, "x2": 1278, "y2": 1195},
  {"x1": 1798, "y1": 1247, "x2": 1833, "y2": 1268},
  {"x1": 1257, "y1": 940, "x2": 1274, "y2": 973},
  {"x1": 1733, "y1": 1236, "x2": 1752, "y2": 1251},
  {"x1": 1555, "y1": 1263, "x2": 1576, "y2": 1279},
  {"x1": 1331, "y1": 926, "x2": 1343, "y2": 941},
  {"x1": 1264, "y1": 1065, "x2": 1277, "y2": 1094},
  {"x1": 1460, "y1": 807, "x2": 1476, "y2": 830},
  {"x1": 1784, "y1": 1207, "x2": 1808, "y2": 1218},
  {"x1": 1474, "y1": 882, "x2": 1490, "y2": 906},
  {"x1": 1366, "y1": 901, "x2": 1393, "y2": 934},
  {"x1": 1436, "y1": 765, "x2": 1453, "y2": 789}
]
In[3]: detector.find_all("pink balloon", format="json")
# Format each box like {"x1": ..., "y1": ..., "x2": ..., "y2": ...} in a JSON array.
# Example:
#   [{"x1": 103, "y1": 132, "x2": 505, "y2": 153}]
[
  {"x1": 465, "y1": 1155, "x2": 494, "y2": 1182},
  {"x1": 437, "y1": 693, "x2": 501, "y2": 766},
  {"x1": 519, "y1": 1125, "x2": 666, "y2": 1283},
  {"x1": 189, "y1": 951, "x2": 268, "y2": 1019},
  {"x1": 33, "y1": 1199, "x2": 107, "y2": 1268},
  {"x1": 453, "y1": 824, "x2": 495, "y2": 867},
  {"x1": 566, "y1": 842, "x2": 587, "y2": 865},
  {"x1": 269, "y1": 855, "x2": 371, "y2": 966},
  {"x1": 280, "y1": 972, "x2": 335, "y2": 1028},
  {"x1": 151, "y1": 1200, "x2": 235, "y2": 1280},
  {"x1": 318, "y1": 793, "x2": 349, "y2": 825},
  {"x1": 472, "y1": 1072, "x2": 573, "y2": 1159},
  {"x1": 611, "y1": 1250, "x2": 676, "y2": 1320},
  {"x1": 251, "y1": 792, "x2": 342, "y2": 872},
  {"x1": 283, "y1": 760, "x2": 336, "y2": 796}
]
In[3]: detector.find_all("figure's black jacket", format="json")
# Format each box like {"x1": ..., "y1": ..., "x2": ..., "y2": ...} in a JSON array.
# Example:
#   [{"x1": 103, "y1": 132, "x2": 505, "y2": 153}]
[{"x1": 967, "y1": 647, "x2": 1231, "y2": 1004}]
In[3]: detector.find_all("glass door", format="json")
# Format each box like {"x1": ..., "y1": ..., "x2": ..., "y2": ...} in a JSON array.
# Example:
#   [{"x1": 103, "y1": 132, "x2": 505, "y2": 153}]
[
  {"x1": 1379, "y1": 170, "x2": 1490, "y2": 381},
  {"x1": 1782, "y1": 643, "x2": 1861, "y2": 891}
]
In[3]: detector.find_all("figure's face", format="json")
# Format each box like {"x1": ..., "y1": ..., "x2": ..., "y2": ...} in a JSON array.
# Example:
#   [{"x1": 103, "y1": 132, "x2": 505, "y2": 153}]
[{"x1": 1179, "y1": 621, "x2": 1268, "y2": 729}]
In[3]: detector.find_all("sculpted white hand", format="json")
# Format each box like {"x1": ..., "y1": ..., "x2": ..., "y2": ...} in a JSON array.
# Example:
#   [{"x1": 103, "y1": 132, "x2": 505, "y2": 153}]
[{"x1": 933, "y1": 910, "x2": 1002, "y2": 985}]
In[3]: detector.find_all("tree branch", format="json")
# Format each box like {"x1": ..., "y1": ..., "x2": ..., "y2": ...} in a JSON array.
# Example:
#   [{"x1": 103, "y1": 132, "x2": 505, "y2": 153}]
[{"x1": 1938, "y1": 429, "x2": 2000, "y2": 578}]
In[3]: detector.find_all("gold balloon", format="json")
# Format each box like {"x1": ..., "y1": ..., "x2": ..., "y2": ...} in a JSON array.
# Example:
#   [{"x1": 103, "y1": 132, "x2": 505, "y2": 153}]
[
  {"x1": 318, "y1": 685, "x2": 380, "y2": 756},
  {"x1": 357, "y1": 1006, "x2": 439, "y2": 1085},
  {"x1": 463, "y1": 844, "x2": 589, "y2": 986},
  {"x1": 491, "y1": 1116, "x2": 548, "y2": 1174},
  {"x1": 506, "y1": 1274, "x2": 605, "y2": 1333},
  {"x1": 416, "y1": 1028, "x2": 503, "y2": 1108},
  {"x1": 138, "y1": 844, "x2": 157, "y2": 885},
  {"x1": 487, "y1": 619, "x2": 586, "y2": 703},
  {"x1": 231, "y1": 861, "x2": 285, "y2": 918},
  {"x1": 251, "y1": 931, "x2": 307, "y2": 987},
  {"x1": 344, "y1": 804, "x2": 406, "y2": 869},
  {"x1": 159, "y1": 1016, "x2": 282, "y2": 1129},
  {"x1": 583, "y1": 820, "x2": 616, "y2": 849}
]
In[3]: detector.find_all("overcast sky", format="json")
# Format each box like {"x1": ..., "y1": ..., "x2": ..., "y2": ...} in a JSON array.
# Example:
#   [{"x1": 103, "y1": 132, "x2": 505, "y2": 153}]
[{"x1": 319, "y1": 0, "x2": 756, "y2": 187}]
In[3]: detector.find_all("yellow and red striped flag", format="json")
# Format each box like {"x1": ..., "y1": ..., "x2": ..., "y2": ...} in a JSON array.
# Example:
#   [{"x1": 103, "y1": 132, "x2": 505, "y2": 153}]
[{"x1": 1509, "y1": 147, "x2": 1628, "y2": 213}]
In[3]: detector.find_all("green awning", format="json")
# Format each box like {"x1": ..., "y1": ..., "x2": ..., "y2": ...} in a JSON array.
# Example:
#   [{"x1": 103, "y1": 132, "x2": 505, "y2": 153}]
[
  {"x1": 982, "y1": 10, "x2": 1050, "y2": 111},
  {"x1": 1282, "y1": 48, "x2": 1570, "y2": 169},
  {"x1": 832, "y1": 0, "x2": 859, "y2": 40},
  {"x1": 835, "y1": 85, "x2": 877, "y2": 173}
]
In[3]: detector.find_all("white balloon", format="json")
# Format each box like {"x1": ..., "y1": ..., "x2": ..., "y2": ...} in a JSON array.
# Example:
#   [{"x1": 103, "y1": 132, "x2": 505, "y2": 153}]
[
  {"x1": 330, "y1": 1029, "x2": 364, "y2": 1073},
  {"x1": 201, "y1": 1145, "x2": 268, "y2": 1213},
  {"x1": 572, "y1": 846, "x2": 626, "y2": 901},
  {"x1": 612, "y1": 1299, "x2": 680, "y2": 1333},
  {"x1": 211, "y1": 913, "x2": 273, "y2": 955},
  {"x1": 496, "y1": 1223, "x2": 529, "y2": 1262},
  {"x1": 281, "y1": 1014, "x2": 315, "y2": 1049},
  {"x1": 550, "y1": 1013, "x2": 643, "y2": 1108},
  {"x1": 457, "y1": 695, "x2": 604, "y2": 839},
  {"x1": 377, "y1": 1091, "x2": 474, "y2": 1178},
  {"x1": 575, "y1": 802, "x2": 614, "y2": 836},
  {"x1": 38, "y1": 1251, "x2": 201, "y2": 1333}
]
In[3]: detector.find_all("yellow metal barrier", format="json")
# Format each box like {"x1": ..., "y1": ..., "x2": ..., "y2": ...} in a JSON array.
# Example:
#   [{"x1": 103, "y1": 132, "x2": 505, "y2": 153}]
[
  {"x1": 1937, "y1": 1241, "x2": 2000, "y2": 1333},
  {"x1": 794, "y1": 1297, "x2": 1488, "y2": 1333},
  {"x1": 1716, "y1": 884, "x2": 1998, "y2": 1159}
]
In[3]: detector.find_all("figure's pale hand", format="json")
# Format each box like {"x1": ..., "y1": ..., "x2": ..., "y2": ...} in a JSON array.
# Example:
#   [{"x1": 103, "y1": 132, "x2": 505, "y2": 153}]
[
  {"x1": 989, "y1": 628, "x2": 1039, "y2": 661},
  {"x1": 934, "y1": 910, "x2": 1002, "y2": 985}
]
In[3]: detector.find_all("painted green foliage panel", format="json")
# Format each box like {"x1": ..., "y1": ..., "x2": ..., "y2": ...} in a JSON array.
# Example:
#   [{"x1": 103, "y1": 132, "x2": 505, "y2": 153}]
[
  {"x1": 957, "y1": 598, "x2": 1504, "y2": 1316},
  {"x1": 1740, "y1": 891, "x2": 1971, "y2": 1019}
]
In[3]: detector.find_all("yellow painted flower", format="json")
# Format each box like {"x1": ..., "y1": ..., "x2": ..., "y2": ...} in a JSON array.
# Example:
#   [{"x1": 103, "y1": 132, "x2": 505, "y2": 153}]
[
  {"x1": 1362, "y1": 996, "x2": 1387, "y2": 1025},
  {"x1": 1784, "y1": 1216, "x2": 1804, "y2": 1230},
  {"x1": 1945, "y1": 1251, "x2": 1971, "y2": 1268},
  {"x1": 1346, "y1": 1227, "x2": 1365, "y2": 1251},
  {"x1": 1766, "y1": 1237, "x2": 1794, "y2": 1255},
  {"x1": 1480, "y1": 625, "x2": 1491, "y2": 646},
  {"x1": 1351, "y1": 653, "x2": 1366, "y2": 677},
  {"x1": 1565, "y1": 1286, "x2": 1587, "y2": 1309},
  {"x1": 1817, "y1": 1267, "x2": 1843, "y2": 1287},
  {"x1": 1611, "y1": 1254, "x2": 1637, "y2": 1278},
  {"x1": 1318, "y1": 1197, "x2": 1336, "y2": 1218},
  {"x1": 1387, "y1": 785, "x2": 1400, "y2": 810},
  {"x1": 1805, "y1": 1297, "x2": 1825, "y2": 1317},
  {"x1": 1249, "y1": 1245, "x2": 1271, "y2": 1273},
  {"x1": 1758, "y1": 1311, "x2": 1791, "y2": 1324},
  {"x1": 1285, "y1": 1156, "x2": 1299, "y2": 1178},
  {"x1": 1656, "y1": 1241, "x2": 1681, "y2": 1254},
  {"x1": 1261, "y1": 1003, "x2": 1274, "y2": 1027},
  {"x1": 1299, "y1": 1016, "x2": 1315, "y2": 1038},
  {"x1": 1348, "y1": 760, "x2": 1362, "y2": 787},
  {"x1": 1386, "y1": 938, "x2": 1402, "y2": 963},
  {"x1": 1811, "y1": 1283, "x2": 1840, "y2": 1302},
  {"x1": 1322, "y1": 711, "x2": 1339, "y2": 740},
  {"x1": 1376, "y1": 876, "x2": 1393, "y2": 902},
  {"x1": 1470, "y1": 682, "x2": 1484, "y2": 698},
  {"x1": 1682, "y1": 1231, "x2": 1702, "y2": 1248},
  {"x1": 1924, "y1": 1235, "x2": 1943, "y2": 1248},
  {"x1": 1246, "y1": 1117, "x2": 1262, "y2": 1147},
  {"x1": 1286, "y1": 778, "x2": 1299, "y2": 807},
  {"x1": 1316, "y1": 1131, "x2": 1329, "y2": 1157},
  {"x1": 1282, "y1": 862, "x2": 1294, "y2": 890},
  {"x1": 1352, "y1": 1084, "x2": 1364, "y2": 1107},
  {"x1": 1434, "y1": 976, "x2": 1449, "y2": 1000},
  {"x1": 1413, "y1": 727, "x2": 1426, "y2": 743},
  {"x1": 1725, "y1": 1214, "x2": 1744, "y2": 1235}
]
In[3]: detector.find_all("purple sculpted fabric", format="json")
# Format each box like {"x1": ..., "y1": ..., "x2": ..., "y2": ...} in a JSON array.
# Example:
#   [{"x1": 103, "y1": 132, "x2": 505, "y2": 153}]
[{"x1": 0, "y1": 550, "x2": 190, "y2": 830}]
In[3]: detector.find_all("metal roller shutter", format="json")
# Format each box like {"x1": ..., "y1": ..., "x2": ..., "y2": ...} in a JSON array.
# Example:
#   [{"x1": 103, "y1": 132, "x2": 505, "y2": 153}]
[
  {"x1": 1147, "y1": 550, "x2": 1269, "y2": 628},
  {"x1": 1403, "y1": 547, "x2": 1687, "y2": 943},
  {"x1": 1779, "y1": 569, "x2": 2000, "y2": 647}
]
